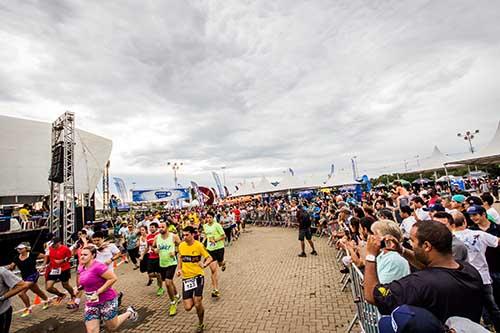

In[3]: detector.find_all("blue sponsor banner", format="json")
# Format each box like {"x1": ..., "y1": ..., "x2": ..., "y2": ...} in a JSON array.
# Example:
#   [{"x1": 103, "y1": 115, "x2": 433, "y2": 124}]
[
  {"x1": 132, "y1": 188, "x2": 190, "y2": 202},
  {"x1": 113, "y1": 177, "x2": 129, "y2": 202},
  {"x1": 212, "y1": 172, "x2": 225, "y2": 198}
]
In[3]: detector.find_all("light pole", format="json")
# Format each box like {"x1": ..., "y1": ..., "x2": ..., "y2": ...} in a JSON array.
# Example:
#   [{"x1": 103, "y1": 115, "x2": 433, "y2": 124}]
[
  {"x1": 167, "y1": 162, "x2": 183, "y2": 187},
  {"x1": 457, "y1": 129, "x2": 479, "y2": 153}
]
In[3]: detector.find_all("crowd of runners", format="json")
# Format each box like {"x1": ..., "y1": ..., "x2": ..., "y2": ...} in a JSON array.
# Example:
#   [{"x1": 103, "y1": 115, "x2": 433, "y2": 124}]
[{"x1": 1, "y1": 176, "x2": 500, "y2": 332}]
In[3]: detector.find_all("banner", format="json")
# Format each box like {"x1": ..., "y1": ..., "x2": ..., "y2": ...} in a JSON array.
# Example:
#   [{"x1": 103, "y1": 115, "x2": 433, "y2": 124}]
[
  {"x1": 327, "y1": 164, "x2": 335, "y2": 180},
  {"x1": 132, "y1": 188, "x2": 190, "y2": 202},
  {"x1": 212, "y1": 172, "x2": 225, "y2": 198},
  {"x1": 113, "y1": 177, "x2": 130, "y2": 202},
  {"x1": 190, "y1": 181, "x2": 205, "y2": 206}
]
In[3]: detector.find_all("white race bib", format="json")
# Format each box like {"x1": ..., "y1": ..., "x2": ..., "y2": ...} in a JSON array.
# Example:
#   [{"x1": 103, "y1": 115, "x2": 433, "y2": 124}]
[
  {"x1": 50, "y1": 268, "x2": 61, "y2": 275},
  {"x1": 183, "y1": 278, "x2": 198, "y2": 291},
  {"x1": 85, "y1": 291, "x2": 99, "y2": 302}
]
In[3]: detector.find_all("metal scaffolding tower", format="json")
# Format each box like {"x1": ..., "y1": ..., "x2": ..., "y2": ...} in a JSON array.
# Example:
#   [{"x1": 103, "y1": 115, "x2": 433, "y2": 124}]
[
  {"x1": 49, "y1": 112, "x2": 76, "y2": 244},
  {"x1": 102, "y1": 160, "x2": 110, "y2": 212}
]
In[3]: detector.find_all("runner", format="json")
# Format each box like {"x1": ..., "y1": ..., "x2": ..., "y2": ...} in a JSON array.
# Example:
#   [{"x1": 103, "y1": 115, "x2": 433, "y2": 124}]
[
  {"x1": 0, "y1": 267, "x2": 28, "y2": 333},
  {"x1": 8, "y1": 243, "x2": 50, "y2": 316},
  {"x1": 202, "y1": 212, "x2": 226, "y2": 298},
  {"x1": 91, "y1": 231, "x2": 123, "y2": 305},
  {"x1": 153, "y1": 223, "x2": 181, "y2": 316},
  {"x1": 123, "y1": 224, "x2": 140, "y2": 270},
  {"x1": 146, "y1": 223, "x2": 163, "y2": 295},
  {"x1": 77, "y1": 246, "x2": 138, "y2": 333},
  {"x1": 177, "y1": 226, "x2": 213, "y2": 333},
  {"x1": 44, "y1": 237, "x2": 77, "y2": 307},
  {"x1": 137, "y1": 226, "x2": 150, "y2": 284}
]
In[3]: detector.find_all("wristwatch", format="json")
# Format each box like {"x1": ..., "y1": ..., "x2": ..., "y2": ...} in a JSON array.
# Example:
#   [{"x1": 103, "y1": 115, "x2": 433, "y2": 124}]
[
  {"x1": 0, "y1": 295, "x2": 5, "y2": 302},
  {"x1": 365, "y1": 254, "x2": 377, "y2": 263}
]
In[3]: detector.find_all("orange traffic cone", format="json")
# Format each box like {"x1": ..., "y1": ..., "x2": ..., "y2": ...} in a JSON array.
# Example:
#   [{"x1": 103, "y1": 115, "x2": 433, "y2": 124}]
[{"x1": 33, "y1": 295, "x2": 41, "y2": 305}]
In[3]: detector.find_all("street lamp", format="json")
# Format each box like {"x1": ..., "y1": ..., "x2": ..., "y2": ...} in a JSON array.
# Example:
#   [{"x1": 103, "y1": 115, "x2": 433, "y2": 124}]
[
  {"x1": 457, "y1": 129, "x2": 479, "y2": 153},
  {"x1": 167, "y1": 162, "x2": 183, "y2": 187}
]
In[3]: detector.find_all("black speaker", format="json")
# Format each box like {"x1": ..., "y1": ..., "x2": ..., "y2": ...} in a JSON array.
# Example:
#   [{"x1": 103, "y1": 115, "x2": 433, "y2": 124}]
[
  {"x1": 49, "y1": 143, "x2": 64, "y2": 183},
  {"x1": 76, "y1": 206, "x2": 95, "y2": 230}
]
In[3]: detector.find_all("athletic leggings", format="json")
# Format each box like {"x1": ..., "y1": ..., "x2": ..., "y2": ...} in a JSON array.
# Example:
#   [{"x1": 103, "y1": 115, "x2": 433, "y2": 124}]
[
  {"x1": 127, "y1": 247, "x2": 139, "y2": 265},
  {"x1": 224, "y1": 227, "x2": 232, "y2": 244}
]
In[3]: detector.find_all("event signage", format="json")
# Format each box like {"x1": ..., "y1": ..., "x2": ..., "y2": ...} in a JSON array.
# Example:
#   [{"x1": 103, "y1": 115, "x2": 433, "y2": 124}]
[
  {"x1": 113, "y1": 177, "x2": 130, "y2": 202},
  {"x1": 212, "y1": 172, "x2": 225, "y2": 198},
  {"x1": 132, "y1": 188, "x2": 190, "y2": 202}
]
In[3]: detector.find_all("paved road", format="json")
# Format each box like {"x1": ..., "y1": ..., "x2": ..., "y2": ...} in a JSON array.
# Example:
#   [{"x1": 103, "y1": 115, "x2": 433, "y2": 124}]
[{"x1": 10, "y1": 227, "x2": 355, "y2": 333}]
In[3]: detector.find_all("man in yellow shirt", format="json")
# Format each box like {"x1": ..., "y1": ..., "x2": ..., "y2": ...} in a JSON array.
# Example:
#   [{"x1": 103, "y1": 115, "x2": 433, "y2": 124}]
[{"x1": 176, "y1": 226, "x2": 213, "y2": 333}]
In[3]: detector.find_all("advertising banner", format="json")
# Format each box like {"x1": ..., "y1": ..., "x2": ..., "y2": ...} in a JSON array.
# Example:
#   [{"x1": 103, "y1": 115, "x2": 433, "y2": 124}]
[
  {"x1": 132, "y1": 188, "x2": 190, "y2": 202},
  {"x1": 212, "y1": 172, "x2": 225, "y2": 198},
  {"x1": 113, "y1": 177, "x2": 130, "y2": 202}
]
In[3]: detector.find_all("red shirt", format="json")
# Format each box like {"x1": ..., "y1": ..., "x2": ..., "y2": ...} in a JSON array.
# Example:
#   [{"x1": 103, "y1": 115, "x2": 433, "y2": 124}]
[
  {"x1": 146, "y1": 232, "x2": 159, "y2": 259},
  {"x1": 48, "y1": 245, "x2": 72, "y2": 271},
  {"x1": 233, "y1": 209, "x2": 241, "y2": 222}
]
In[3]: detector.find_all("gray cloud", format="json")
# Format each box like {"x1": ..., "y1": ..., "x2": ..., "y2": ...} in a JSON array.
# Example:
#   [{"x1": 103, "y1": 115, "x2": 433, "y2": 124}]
[{"x1": 1, "y1": 0, "x2": 500, "y2": 189}]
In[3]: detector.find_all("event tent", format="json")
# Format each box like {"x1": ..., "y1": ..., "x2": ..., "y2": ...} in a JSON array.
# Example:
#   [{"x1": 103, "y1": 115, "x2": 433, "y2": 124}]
[
  {"x1": 446, "y1": 121, "x2": 500, "y2": 166},
  {"x1": 247, "y1": 176, "x2": 275, "y2": 195},
  {"x1": 273, "y1": 174, "x2": 308, "y2": 192},
  {"x1": 231, "y1": 181, "x2": 255, "y2": 197},
  {"x1": 323, "y1": 172, "x2": 360, "y2": 187},
  {"x1": 0, "y1": 115, "x2": 112, "y2": 197}
]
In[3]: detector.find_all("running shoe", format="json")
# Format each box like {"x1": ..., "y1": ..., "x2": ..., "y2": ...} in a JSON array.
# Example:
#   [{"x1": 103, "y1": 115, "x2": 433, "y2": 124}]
[
  {"x1": 169, "y1": 302, "x2": 177, "y2": 316},
  {"x1": 66, "y1": 300, "x2": 79, "y2": 310},
  {"x1": 173, "y1": 294, "x2": 181, "y2": 304},
  {"x1": 221, "y1": 262, "x2": 226, "y2": 272},
  {"x1": 127, "y1": 306, "x2": 138, "y2": 322},
  {"x1": 311, "y1": 250, "x2": 318, "y2": 256},
  {"x1": 53, "y1": 295, "x2": 66, "y2": 305},
  {"x1": 42, "y1": 301, "x2": 50, "y2": 310},
  {"x1": 157, "y1": 287, "x2": 165, "y2": 296},
  {"x1": 211, "y1": 289, "x2": 221, "y2": 298},
  {"x1": 196, "y1": 324, "x2": 205, "y2": 333},
  {"x1": 298, "y1": 253, "x2": 307, "y2": 257},
  {"x1": 146, "y1": 279, "x2": 153, "y2": 286},
  {"x1": 20, "y1": 308, "x2": 32, "y2": 318}
]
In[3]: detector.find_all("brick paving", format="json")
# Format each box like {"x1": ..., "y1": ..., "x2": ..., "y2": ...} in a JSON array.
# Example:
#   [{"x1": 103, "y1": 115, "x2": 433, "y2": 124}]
[{"x1": 10, "y1": 226, "x2": 356, "y2": 333}]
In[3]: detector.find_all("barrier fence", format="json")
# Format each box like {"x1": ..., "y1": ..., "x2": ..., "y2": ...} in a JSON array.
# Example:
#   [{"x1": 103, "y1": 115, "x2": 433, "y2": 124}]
[{"x1": 335, "y1": 249, "x2": 380, "y2": 333}]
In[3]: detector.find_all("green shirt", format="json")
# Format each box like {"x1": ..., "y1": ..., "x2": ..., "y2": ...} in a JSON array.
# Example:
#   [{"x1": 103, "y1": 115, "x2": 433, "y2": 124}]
[
  {"x1": 156, "y1": 233, "x2": 177, "y2": 267},
  {"x1": 203, "y1": 222, "x2": 225, "y2": 251}
]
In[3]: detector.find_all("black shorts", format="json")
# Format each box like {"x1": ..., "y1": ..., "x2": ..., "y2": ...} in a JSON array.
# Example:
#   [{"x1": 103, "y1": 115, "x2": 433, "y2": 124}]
[
  {"x1": 182, "y1": 275, "x2": 204, "y2": 300},
  {"x1": 147, "y1": 257, "x2": 160, "y2": 274},
  {"x1": 208, "y1": 248, "x2": 225, "y2": 264},
  {"x1": 47, "y1": 269, "x2": 71, "y2": 282},
  {"x1": 298, "y1": 228, "x2": 312, "y2": 241},
  {"x1": 159, "y1": 265, "x2": 177, "y2": 281}
]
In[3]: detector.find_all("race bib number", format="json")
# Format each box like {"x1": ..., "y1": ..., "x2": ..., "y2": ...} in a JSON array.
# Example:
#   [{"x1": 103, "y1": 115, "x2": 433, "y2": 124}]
[
  {"x1": 183, "y1": 278, "x2": 198, "y2": 291},
  {"x1": 85, "y1": 291, "x2": 99, "y2": 302},
  {"x1": 50, "y1": 268, "x2": 61, "y2": 275}
]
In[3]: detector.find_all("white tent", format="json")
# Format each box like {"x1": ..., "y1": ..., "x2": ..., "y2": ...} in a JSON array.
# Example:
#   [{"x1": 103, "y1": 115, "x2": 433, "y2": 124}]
[
  {"x1": 407, "y1": 146, "x2": 454, "y2": 173},
  {"x1": 247, "y1": 176, "x2": 275, "y2": 195},
  {"x1": 231, "y1": 181, "x2": 255, "y2": 197},
  {"x1": 447, "y1": 121, "x2": 500, "y2": 166},
  {"x1": 273, "y1": 174, "x2": 308, "y2": 192},
  {"x1": 324, "y1": 172, "x2": 360, "y2": 187},
  {"x1": 303, "y1": 174, "x2": 328, "y2": 189},
  {"x1": 0, "y1": 115, "x2": 112, "y2": 197}
]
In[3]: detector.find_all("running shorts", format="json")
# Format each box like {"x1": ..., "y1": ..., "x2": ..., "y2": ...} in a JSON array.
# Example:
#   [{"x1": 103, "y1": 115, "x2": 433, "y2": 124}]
[
  {"x1": 147, "y1": 257, "x2": 160, "y2": 274},
  {"x1": 84, "y1": 297, "x2": 119, "y2": 322},
  {"x1": 47, "y1": 269, "x2": 71, "y2": 282},
  {"x1": 208, "y1": 248, "x2": 225, "y2": 264},
  {"x1": 159, "y1": 265, "x2": 177, "y2": 281},
  {"x1": 298, "y1": 228, "x2": 312, "y2": 241},
  {"x1": 24, "y1": 272, "x2": 40, "y2": 283},
  {"x1": 182, "y1": 275, "x2": 204, "y2": 300}
]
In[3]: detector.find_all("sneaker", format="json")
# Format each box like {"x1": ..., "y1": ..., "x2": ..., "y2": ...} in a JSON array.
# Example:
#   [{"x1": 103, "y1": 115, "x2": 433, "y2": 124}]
[
  {"x1": 173, "y1": 294, "x2": 181, "y2": 304},
  {"x1": 311, "y1": 250, "x2": 318, "y2": 256},
  {"x1": 127, "y1": 306, "x2": 138, "y2": 322},
  {"x1": 133, "y1": 266, "x2": 140, "y2": 270},
  {"x1": 169, "y1": 302, "x2": 177, "y2": 316},
  {"x1": 157, "y1": 287, "x2": 165, "y2": 296},
  {"x1": 66, "y1": 300, "x2": 79, "y2": 310},
  {"x1": 340, "y1": 267, "x2": 349, "y2": 274},
  {"x1": 146, "y1": 279, "x2": 152, "y2": 286},
  {"x1": 298, "y1": 253, "x2": 307, "y2": 257},
  {"x1": 54, "y1": 295, "x2": 66, "y2": 305},
  {"x1": 42, "y1": 301, "x2": 50, "y2": 310},
  {"x1": 20, "y1": 308, "x2": 32, "y2": 318},
  {"x1": 118, "y1": 292, "x2": 124, "y2": 306},
  {"x1": 196, "y1": 324, "x2": 205, "y2": 333},
  {"x1": 221, "y1": 262, "x2": 226, "y2": 272},
  {"x1": 211, "y1": 289, "x2": 221, "y2": 298}
]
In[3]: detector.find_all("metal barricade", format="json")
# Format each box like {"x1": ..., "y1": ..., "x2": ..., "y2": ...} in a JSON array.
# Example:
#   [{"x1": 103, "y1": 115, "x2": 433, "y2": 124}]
[{"x1": 347, "y1": 264, "x2": 380, "y2": 333}]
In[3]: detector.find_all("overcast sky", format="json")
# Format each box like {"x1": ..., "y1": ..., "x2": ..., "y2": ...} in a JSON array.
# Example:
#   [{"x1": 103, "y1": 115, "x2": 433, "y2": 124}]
[{"x1": 1, "y1": 0, "x2": 500, "y2": 190}]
